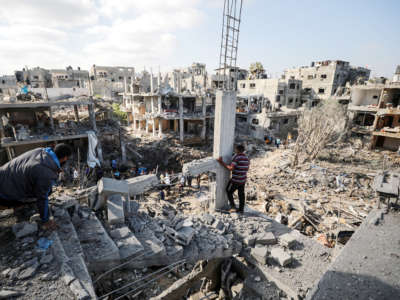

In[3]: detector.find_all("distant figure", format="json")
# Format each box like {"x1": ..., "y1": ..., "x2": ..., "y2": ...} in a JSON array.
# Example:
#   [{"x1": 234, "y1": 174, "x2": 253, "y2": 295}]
[
  {"x1": 159, "y1": 189, "x2": 165, "y2": 201},
  {"x1": 179, "y1": 174, "x2": 185, "y2": 193},
  {"x1": 165, "y1": 172, "x2": 171, "y2": 195},
  {"x1": 275, "y1": 138, "x2": 281, "y2": 148},
  {"x1": 196, "y1": 175, "x2": 201, "y2": 189},
  {"x1": 217, "y1": 144, "x2": 250, "y2": 213},
  {"x1": 186, "y1": 175, "x2": 193, "y2": 187},
  {"x1": 0, "y1": 144, "x2": 72, "y2": 230},
  {"x1": 111, "y1": 159, "x2": 117, "y2": 171}
]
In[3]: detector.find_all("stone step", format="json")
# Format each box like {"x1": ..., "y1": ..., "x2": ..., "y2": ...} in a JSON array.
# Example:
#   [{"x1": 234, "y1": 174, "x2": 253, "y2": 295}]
[
  {"x1": 71, "y1": 206, "x2": 120, "y2": 272},
  {"x1": 108, "y1": 226, "x2": 145, "y2": 261},
  {"x1": 53, "y1": 207, "x2": 97, "y2": 299}
]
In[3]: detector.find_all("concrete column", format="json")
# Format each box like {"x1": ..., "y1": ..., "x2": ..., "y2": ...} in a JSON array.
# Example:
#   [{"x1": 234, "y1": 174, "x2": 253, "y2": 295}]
[
  {"x1": 124, "y1": 76, "x2": 128, "y2": 94},
  {"x1": 49, "y1": 107, "x2": 55, "y2": 134},
  {"x1": 179, "y1": 96, "x2": 184, "y2": 142},
  {"x1": 151, "y1": 97, "x2": 155, "y2": 114},
  {"x1": 150, "y1": 72, "x2": 154, "y2": 93},
  {"x1": 201, "y1": 96, "x2": 206, "y2": 139},
  {"x1": 158, "y1": 96, "x2": 162, "y2": 114},
  {"x1": 121, "y1": 141, "x2": 127, "y2": 163},
  {"x1": 0, "y1": 113, "x2": 5, "y2": 139},
  {"x1": 212, "y1": 90, "x2": 237, "y2": 211},
  {"x1": 132, "y1": 106, "x2": 135, "y2": 130},
  {"x1": 88, "y1": 103, "x2": 97, "y2": 132},
  {"x1": 152, "y1": 119, "x2": 156, "y2": 136},
  {"x1": 145, "y1": 120, "x2": 149, "y2": 133},
  {"x1": 158, "y1": 119, "x2": 163, "y2": 137},
  {"x1": 247, "y1": 97, "x2": 251, "y2": 112},
  {"x1": 74, "y1": 105, "x2": 80, "y2": 122}
]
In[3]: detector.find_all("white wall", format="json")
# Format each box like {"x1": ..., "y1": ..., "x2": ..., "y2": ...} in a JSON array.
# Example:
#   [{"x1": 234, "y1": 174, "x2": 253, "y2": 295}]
[
  {"x1": 351, "y1": 87, "x2": 381, "y2": 106},
  {"x1": 30, "y1": 87, "x2": 89, "y2": 99}
]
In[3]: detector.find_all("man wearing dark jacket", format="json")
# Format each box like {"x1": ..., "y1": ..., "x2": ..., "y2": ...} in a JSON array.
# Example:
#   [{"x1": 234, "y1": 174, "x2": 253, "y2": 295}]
[{"x1": 0, "y1": 144, "x2": 72, "y2": 230}]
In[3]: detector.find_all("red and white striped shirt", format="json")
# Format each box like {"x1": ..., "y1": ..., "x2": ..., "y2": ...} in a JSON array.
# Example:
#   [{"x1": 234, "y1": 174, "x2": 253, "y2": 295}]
[{"x1": 231, "y1": 153, "x2": 249, "y2": 185}]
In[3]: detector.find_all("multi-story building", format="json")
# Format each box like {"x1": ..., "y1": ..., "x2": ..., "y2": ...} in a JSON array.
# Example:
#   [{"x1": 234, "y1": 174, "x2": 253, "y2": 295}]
[
  {"x1": 167, "y1": 63, "x2": 208, "y2": 94},
  {"x1": 15, "y1": 67, "x2": 52, "y2": 88},
  {"x1": 284, "y1": 60, "x2": 370, "y2": 101},
  {"x1": 0, "y1": 75, "x2": 18, "y2": 96},
  {"x1": 211, "y1": 67, "x2": 248, "y2": 90},
  {"x1": 50, "y1": 66, "x2": 89, "y2": 88},
  {"x1": 90, "y1": 65, "x2": 135, "y2": 99}
]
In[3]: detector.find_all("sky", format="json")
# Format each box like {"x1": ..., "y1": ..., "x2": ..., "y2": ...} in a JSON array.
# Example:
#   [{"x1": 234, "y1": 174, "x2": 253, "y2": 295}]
[{"x1": 0, "y1": 0, "x2": 399, "y2": 77}]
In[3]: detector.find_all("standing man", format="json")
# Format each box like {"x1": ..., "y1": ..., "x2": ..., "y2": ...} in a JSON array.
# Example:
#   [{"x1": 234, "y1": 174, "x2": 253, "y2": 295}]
[
  {"x1": 217, "y1": 144, "x2": 250, "y2": 213},
  {"x1": 0, "y1": 144, "x2": 72, "y2": 230}
]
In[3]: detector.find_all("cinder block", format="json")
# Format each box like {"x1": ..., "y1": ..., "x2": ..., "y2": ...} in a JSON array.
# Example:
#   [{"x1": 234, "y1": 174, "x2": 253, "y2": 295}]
[
  {"x1": 182, "y1": 157, "x2": 217, "y2": 177},
  {"x1": 256, "y1": 232, "x2": 277, "y2": 246},
  {"x1": 279, "y1": 233, "x2": 297, "y2": 249}
]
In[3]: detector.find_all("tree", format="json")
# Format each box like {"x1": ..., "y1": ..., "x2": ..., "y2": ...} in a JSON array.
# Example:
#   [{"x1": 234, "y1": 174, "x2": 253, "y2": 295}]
[
  {"x1": 292, "y1": 100, "x2": 347, "y2": 166},
  {"x1": 249, "y1": 62, "x2": 265, "y2": 79}
]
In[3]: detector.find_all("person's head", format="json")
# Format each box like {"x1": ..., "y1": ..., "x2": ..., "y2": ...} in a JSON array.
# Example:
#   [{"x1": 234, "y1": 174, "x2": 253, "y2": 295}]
[
  {"x1": 235, "y1": 144, "x2": 245, "y2": 154},
  {"x1": 54, "y1": 143, "x2": 72, "y2": 166}
]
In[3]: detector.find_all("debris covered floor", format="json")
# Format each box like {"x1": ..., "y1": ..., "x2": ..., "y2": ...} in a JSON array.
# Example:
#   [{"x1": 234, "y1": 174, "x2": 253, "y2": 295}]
[{"x1": 0, "y1": 136, "x2": 399, "y2": 300}]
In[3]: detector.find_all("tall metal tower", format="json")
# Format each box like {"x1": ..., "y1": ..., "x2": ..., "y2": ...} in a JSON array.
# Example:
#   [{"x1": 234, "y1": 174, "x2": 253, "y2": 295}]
[{"x1": 218, "y1": 0, "x2": 243, "y2": 91}]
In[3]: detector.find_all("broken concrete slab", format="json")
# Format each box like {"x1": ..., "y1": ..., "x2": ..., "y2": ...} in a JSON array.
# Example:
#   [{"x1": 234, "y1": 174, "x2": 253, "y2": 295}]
[
  {"x1": 270, "y1": 248, "x2": 293, "y2": 267},
  {"x1": 279, "y1": 233, "x2": 296, "y2": 249},
  {"x1": 12, "y1": 222, "x2": 38, "y2": 238},
  {"x1": 251, "y1": 247, "x2": 268, "y2": 265},
  {"x1": 72, "y1": 212, "x2": 120, "y2": 272},
  {"x1": 256, "y1": 232, "x2": 277, "y2": 246},
  {"x1": 18, "y1": 261, "x2": 39, "y2": 280},
  {"x1": 107, "y1": 194, "x2": 125, "y2": 225},
  {"x1": 182, "y1": 157, "x2": 217, "y2": 177},
  {"x1": 127, "y1": 174, "x2": 159, "y2": 196},
  {"x1": 110, "y1": 227, "x2": 131, "y2": 240},
  {"x1": 69, "y1": 279, "x2": 90, "y2": 300}
]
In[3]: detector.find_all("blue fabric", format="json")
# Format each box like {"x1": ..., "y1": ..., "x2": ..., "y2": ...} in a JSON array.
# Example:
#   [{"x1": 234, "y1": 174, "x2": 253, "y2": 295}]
[
  {"x1": 45, "y1": 147, "x2": 60, "y2": 169},
  {"x1": 21, "y1": 86, "x2": 28, "y2": 94}
]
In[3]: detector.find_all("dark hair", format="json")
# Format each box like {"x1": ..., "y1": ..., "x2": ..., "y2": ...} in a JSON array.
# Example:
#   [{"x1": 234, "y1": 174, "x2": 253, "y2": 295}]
[
  {"x1": 54, "y1": 143, "x2": 72, "y2": 159},
  {"x1": 236, "y1": 144, "x2": 245, "y2": 153}
]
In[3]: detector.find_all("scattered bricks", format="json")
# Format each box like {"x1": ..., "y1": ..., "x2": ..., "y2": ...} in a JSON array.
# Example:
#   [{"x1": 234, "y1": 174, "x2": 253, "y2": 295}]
[
  {"x1": 107, "y1": 194, "x2": 125, "y2": 225},
  {"x1": 12, "y1": 222, "x2": 38, "y2": 239},
  {"x1": 98, "y1": 177, "x2": 129, "y2": 196},
  {"x1": 256, "y1": 232, "x2": 277, "y2": 246},
  {"x1": 270, "y1": 248, "x2": 293, "y2": 267},
  {"x1": 182, "y1": 157, "x2": 217, "y2": 177},
  {"x1": 202, "y1": 213, "x2": 215, "y2": 225},
  {"x1": 251, "y1": 246, "x2": 269, "y2": 265},
  {"x1": 110, "y1": 227, "x2": 131, "y2": 240},
  {"x1": 127, "y1": 174, "x2": 158, "y2": 196},
  {"x1": 279, "y1": 233, "x2": 297, "y2": 249},
  {"x1": 244, "y1": 235, "x2": 257, "y2": 247}
]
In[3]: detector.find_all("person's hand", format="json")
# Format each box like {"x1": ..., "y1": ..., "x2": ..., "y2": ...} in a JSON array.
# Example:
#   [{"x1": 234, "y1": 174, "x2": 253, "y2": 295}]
[{"x1": 42, "y1": 219, "x2": 58, "y2": 231}]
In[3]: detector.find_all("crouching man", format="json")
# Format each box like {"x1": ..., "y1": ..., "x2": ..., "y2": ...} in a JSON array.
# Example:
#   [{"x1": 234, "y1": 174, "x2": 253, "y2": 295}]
[{"x1": 0, "y1": 144, "x2": 72, "y2": 230}]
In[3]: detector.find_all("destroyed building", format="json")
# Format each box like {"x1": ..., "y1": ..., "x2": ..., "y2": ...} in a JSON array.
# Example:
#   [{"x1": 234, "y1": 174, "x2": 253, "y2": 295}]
[
  {"x1": 15, "y1": 67, "x2": 53, "y2": 88},
  {"x1": 211, "y1": 67, "x2": 248, "y2": 90},
  {"x1": 90, "y1": 65, "x2": 135, "y2": 99},
  {"x1": 0, "y1": 75, "x2": 18, "y2": 97},
  {"x1": 121, "y1": 65, "x2": 215, "y2": 143},
  {"x1": 284, "y1": 60, "x2": 371, "y2": 102},
  {"x1": 50, "y1": 67, "x2": 90, "y2": 89}
]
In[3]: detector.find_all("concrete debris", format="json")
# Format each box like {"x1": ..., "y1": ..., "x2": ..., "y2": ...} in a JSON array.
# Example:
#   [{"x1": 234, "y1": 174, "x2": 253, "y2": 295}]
[
  {"x1": 18, "y1": 261, "x2": 39, "y2": 280},
  {"x1": 127, "y1": 174, "x2": 159, "y2": 196},
  {"x1": 270, "y1": 248, "x2": 293, "y2": 267},
  {"x1": 182, "y1": 156, "x2": 217, "y2": 177},
  {"x1": 12, "y1": 221, "x2": 38, "y2": 238},
  {"x1": 255, "y1": 232, "x2": 277, "y2": 246},
  {"x1": 107, "y1": 194, "x2": 125, "y2": 224},
  {"x1": 0, "y1": 290, "x2": 24, "y2": 299},
  {"x1": 251, "y1": 247, "x2": 268, "y2": 265},
  {"x1": 279, "y1": 233, "x2": 296, "y2": 249}
]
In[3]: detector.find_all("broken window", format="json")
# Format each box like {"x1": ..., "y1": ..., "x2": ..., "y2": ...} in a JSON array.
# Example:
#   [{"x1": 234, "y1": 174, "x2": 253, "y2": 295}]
[
  {"x1": 250, "y1": 83, "x2": 256, "y2": 88},
  {"x1": 289, "y1": 83, "x2": 296, "y2": 89},
  {"x1": 119, "y1": 76, "x2": 123, "y2": 80},
  {"x1": 252, "y1": 118, "x2": 259, "y2": 125},
  {"x1": 321, "y1": 74, "x2": 327, "y2": 79},
  {"x1": 307, "y1": 75, "x2": 314, "y2": 80},
  {"x1": 279, "y1": 90, "x2": 284, "y2": 95},
  {"x1": 276, "y1": 95, "x2": 280, "y2": 102},
  {"x1": 240, "y1": 83, "x2": 246, "y2": 88},
  {"x1": 288, "y1": 98, "x2": 293, "y2": 104},
  {"x1": 373, "y1": 95, "x2": 378, "y2": 99},
  {"x1": 283, "y1": 118, "x2": 289, "y2": 124},
  {"x1": 318, "y1": 88, "x2": 325, "y2": 94},
  {"x1": 33, "y1": 76, "x2": 39, "y2": 80},
  {"x1": 1, "y1": 80, "x2": 5, "y2": 84}
]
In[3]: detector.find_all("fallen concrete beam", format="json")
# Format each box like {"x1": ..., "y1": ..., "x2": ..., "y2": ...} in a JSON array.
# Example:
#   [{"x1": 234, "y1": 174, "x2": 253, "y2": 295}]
[
  {"x1": 182, "y1": 157, "x2": 217, "y2": 177},
  {"x1": 126, "y1": 174, "x2": 159, "y2": 196},
  {"x1": 98, "y1": 177, "x2": 129, "y2": 196}
]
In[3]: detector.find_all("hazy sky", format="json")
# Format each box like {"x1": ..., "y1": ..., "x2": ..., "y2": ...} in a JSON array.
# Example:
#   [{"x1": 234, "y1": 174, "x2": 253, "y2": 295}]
[{"x1": 0, "y1": 0, "x2": 398, "y2": 77}]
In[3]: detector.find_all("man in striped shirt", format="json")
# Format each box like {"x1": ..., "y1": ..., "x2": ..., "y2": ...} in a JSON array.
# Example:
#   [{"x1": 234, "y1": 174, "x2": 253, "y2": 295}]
[{"x1": 217, "y1": 144, "x2": 250, "y2": 213}]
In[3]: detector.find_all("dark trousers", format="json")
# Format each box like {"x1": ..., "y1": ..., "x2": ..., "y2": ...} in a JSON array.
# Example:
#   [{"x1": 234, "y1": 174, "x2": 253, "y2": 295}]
[
  {"x1": 226, "y1": 180, "x2": 245, "y2": 212},
  {"x1": 0, "y1": 198, "x2": 25, "y2": 208}
]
